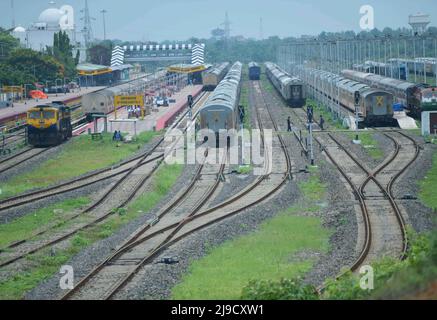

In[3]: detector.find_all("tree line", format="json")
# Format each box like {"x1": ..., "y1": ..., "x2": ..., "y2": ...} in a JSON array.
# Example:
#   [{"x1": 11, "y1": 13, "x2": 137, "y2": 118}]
[{"x1": 0, "y1": 28, "x2": 79, "y2": 89}]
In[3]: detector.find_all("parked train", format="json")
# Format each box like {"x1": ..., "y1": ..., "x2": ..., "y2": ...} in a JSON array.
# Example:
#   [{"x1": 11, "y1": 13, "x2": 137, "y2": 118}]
[
  {"x1": 248, "y1": 62, "x2": 261, "y2": 80},
  {"x1": 265, "y1": 62, "x2": 306, "y2": 108},
  {"x1": 27, "y1": 103, "x2": 72, "y2": 146},
  {"x1": 199, "y1": 62, "x2": 243, "y2": 140},
  {"x1": 341, "y1": 69, "x2": 437, "y2": 117},
  {"x1": 82, "y1": 70, "x2": 167, "y2": 119},
  {"x1": 300, "y1": 67, "x2": 395, "y2": 127},
  {"x1": 203, "y1": 62, "x2": 231, "y2": 91}
]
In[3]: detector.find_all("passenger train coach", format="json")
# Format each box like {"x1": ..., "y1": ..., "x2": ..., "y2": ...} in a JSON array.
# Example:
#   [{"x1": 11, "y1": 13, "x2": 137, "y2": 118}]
[
  {"x1": 199, "y1": 62, "x2": 243, "y2": 141},
  {"x1": 248, "y1": 62, "x2": 261, "y2": 80},
  {"x1": 265, "y1": 62, "x2": 306, "y2": 108},
  {"x1": 299, "y1": 67, "x2": 395, "y2": 127},
  {"x1": 341, "y1": 69, "x2": 437, "y2": 118},
  {"x1": 81, "y1": 70, "x2": 167, "y2": 119},
  {"x1": 203, "y1": 62, "x2": 231, "y2": 91}
]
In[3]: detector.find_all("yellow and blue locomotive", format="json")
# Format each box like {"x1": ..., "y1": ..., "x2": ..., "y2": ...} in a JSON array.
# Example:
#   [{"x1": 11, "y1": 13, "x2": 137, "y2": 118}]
[{"x1": 26, "y1": 103, "x2": 73, "y2": 146}]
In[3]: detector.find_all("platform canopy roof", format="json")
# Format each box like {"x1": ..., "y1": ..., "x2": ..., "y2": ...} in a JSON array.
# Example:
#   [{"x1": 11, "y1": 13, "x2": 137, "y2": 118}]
[
  {"x1": 77, "y1": 63, "x2": 134, "y2": 76},
  {"x1": 167, "y1": 64, "x2": 208, "y2": 74}
]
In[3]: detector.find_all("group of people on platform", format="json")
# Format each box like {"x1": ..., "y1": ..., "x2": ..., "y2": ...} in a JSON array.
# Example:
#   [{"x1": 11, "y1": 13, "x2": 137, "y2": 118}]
[{"x1": 127, "y1": 106, "x2": 142, "y2": 119}]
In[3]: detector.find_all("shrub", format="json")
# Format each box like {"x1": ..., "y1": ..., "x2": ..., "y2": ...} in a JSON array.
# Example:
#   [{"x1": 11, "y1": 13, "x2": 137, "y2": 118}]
[{"x1": 241, "y1": 278, "x2": 319, "y2": 300}]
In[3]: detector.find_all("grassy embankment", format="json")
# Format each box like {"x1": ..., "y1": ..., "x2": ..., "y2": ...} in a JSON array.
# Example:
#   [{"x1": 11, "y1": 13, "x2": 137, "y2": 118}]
[
  {"x1": 171, "y1": 167, "x2": 331, "y2": 300},
  {"x1": 0, "y1": 131, "x2": 160, "y2": 199},
  {"x1": 0, "y1": 163, "x2": 183, "y2": 300}
]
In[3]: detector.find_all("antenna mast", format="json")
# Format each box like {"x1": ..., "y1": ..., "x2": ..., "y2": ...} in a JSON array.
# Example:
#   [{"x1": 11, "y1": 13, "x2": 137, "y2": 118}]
[
  {"x1": 81, "y1": 0, "x2": 94, "y2": 48},
  {"x1": 11, "y1": 0, "x2": 16, "y2": 29},
  {"x1": 259, "y1": 17, "x2": 264, "y2": 40}
]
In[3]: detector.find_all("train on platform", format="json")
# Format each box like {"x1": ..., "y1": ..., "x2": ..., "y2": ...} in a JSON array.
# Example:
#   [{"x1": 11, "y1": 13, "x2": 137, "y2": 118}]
[
  {"x1": 27, "y1": 103, "x2": 72, "y2": 146},
  {"x1": 341, "y1": 69, "x2": 437, "y2": 118},
  {"x1": 199, "y1": 62, "x2": 243, "y2": 141},
  {"x1": 300, "y1": 67, "x2": 395, "y2": 127},
  {"x1": 248, "y1": 62, "x2": 261, "y2": 80},
  {"x1": 265, "y1": 62, "x2": 306, "y2": 108},
  {"x1": 81, "y1": 71, "x2": 167, "y2": 120},
  {"x1": 202, "y1": 63, "x2": 231, "y2": 91}
]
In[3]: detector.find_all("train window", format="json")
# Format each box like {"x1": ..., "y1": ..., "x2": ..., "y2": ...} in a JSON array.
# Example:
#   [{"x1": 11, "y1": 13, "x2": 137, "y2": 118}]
[
  {"x1": 43, "y1": 111, "x2": 56, "y2": 119},
  {"x1": 28, "y1": 111, "x2": 41, "y2": 119}
]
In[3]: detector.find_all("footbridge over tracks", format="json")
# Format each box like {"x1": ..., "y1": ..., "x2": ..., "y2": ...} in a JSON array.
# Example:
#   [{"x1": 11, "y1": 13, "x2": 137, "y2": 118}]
[{"x1": 111, "y1": 43, "x2": 205, "y2": 65}]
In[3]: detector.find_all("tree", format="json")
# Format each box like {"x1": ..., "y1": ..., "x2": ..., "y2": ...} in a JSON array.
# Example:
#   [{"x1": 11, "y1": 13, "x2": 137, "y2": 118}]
[
  {"x1": 46, "y1": 31, "x2": 77, "y2": 78},
  {"x1": 2, "y1": 48, "x2": 64, "y2": 85},
  {"x1": 0, "y1": 28, "x2": 20, "y2": 60},
  {"x1": 87, "y1": 43, "x2": 113, "y2": 66}
]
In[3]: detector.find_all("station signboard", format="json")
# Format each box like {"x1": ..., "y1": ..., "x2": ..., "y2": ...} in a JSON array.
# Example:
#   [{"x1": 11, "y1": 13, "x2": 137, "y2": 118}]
[{"x1": 114, "y1": 95, "x2": 144, "y2": 107}]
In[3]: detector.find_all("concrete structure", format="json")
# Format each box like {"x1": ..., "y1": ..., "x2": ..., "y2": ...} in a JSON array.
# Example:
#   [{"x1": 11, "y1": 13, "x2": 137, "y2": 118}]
[
  {"x1": 422, "y1": 111, "x2": 437, "y2": 135},
  {"x1": 11, "y1": 2, "x2": 86, "y2": 62},
  {"x1": 114, "y1": 43, "x2": 205, "y2": 64},
  {"x1": 409, "y1": 13, "x2": 431, "y2": 35},
  {"x1": 76, "y1": 64, "x2": 133, "y2": 86}
]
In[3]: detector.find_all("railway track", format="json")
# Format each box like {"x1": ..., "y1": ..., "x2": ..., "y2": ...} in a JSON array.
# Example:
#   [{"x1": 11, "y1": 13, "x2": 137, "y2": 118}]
[
  {"x1": 61, "y1": 146, "x2": 227, "y2": 300},
  {"x1": 0, "y1": 147, "x2": 51, "y2": 175},
  {"x1": 58, "y1": 81, "x2": 292, "y2": 300},
  {"x1": 277, "y1": 87, "x2": 422, "y2": 280},
  {"x1": 315, "y1": 130, "x2": 420, "y2": 272},
  {"x1": 0, "y1": 92, "x2": 210, "y2": 213},
  {"x1": 0, "y1": 131, "x2": 26, "y2": 149},
  {"x1": 0, "y1": 92, "x2": 211, "y2": 268}
]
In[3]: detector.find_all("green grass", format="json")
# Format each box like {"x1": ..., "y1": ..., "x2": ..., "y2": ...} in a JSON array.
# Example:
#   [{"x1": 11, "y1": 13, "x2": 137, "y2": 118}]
[
  {"x1": 0, "y1": 131, "x2": 161, "y2": 199},
  {"x1": 171, "y1": 165, "x2": 330, "y2": 300},
  {"x1": 236, "y1": 165, "x2": 252, "y2": 175},
  {"x1": 307, "y1": 99, "x2": 344, "y2": 131},
  {"x1": 346, "y1": 132, "x2": 384, "y2": 160},
  {"x1": 298, "y1": 166, "x2": 327, "y2": 203},
  {"x1": 0, "y1": 244, "x2": 87, "y2": 300},
  {"x1": 0, "y1": 163, "x2": 182, "y2": 300},
  {"x1": 323, "y1": 230, "x2": 437, "y2": 300},
  {"x1": 0, "y1": 197, "x2": 90, "y2": 248},
  {"x1": 171, "y1": 214, "x2": 330, "y2": 300},
  {"x1": 419, "y1": 149, "x2": 437, "y2": 210}
]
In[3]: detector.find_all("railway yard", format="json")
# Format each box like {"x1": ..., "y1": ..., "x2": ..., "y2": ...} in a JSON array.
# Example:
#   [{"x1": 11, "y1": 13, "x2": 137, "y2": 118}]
[
  {"x1": 0, "y1": 62, "x2": 435, "y2": 301},
  {"x1": 1, "y1": 2, "x2": 437, "y2": 305}
]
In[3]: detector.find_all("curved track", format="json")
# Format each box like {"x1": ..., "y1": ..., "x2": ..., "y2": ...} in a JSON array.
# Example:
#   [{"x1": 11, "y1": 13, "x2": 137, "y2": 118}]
[
  {"x1": 315, "y1": 130, "x2": 420, "y2": 272},
  {"x1": 59, "y1": 80, "x2": 293, "y2": 300},
  {"x1": 0, "y1": 92, "x2": 211, "y2": 267},
  {"x1": 0, "y1": 92, "x2": 210, "y2": 213}
]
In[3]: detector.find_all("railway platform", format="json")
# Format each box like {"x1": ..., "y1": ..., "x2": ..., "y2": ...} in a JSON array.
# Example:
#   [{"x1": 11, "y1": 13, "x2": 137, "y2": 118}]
[
  {"x1": 0, "y1": 87, "x2": 105, "y2": 124},
  {"x1": 81, "y1": 85, "x2": 203, "y2": 136}
]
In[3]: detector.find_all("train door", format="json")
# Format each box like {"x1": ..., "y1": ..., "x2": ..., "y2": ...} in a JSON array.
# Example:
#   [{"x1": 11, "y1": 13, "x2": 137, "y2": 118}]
[
  {"x1": 430, "y1": 113, "x2": 437, "y2": 135},
  {"x1": 203, "y1": 110, "x2": 226, "y2": 133},
  {"x1": 290, "y1": 85, "x2": 302, "y2": 104}
]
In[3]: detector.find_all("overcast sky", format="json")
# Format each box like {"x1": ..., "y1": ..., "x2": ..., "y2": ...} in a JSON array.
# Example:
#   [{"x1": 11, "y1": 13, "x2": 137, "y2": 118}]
[{"x1": 2, "y1": 0, "x2": 437, "y2": 41}]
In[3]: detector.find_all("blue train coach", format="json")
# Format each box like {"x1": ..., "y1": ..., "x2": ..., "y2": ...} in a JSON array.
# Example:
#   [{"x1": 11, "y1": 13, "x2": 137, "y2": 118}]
[{"x1": 248, "y1": 62, "x2": 261, "y2": 80}]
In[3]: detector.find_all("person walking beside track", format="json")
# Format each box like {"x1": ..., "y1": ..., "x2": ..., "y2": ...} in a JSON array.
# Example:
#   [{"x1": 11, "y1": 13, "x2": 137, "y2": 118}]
[
  {"x1": 319, "y1": 115, "x2": 325, "y2": 131},
  {"x1": 287, "y1": 116, "x2": 292, "y2": 132}
]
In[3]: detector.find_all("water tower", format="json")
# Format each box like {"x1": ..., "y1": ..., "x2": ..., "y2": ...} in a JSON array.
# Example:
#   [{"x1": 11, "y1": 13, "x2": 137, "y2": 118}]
[{"x1": 409, "y1": 13, "x2": 430, "y2": 35}]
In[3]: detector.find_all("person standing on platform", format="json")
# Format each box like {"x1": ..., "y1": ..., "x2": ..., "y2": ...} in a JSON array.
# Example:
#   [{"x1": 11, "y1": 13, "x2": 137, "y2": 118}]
[{"x1": 287, "y1": 116, "x2": 292, "y2": 132}]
